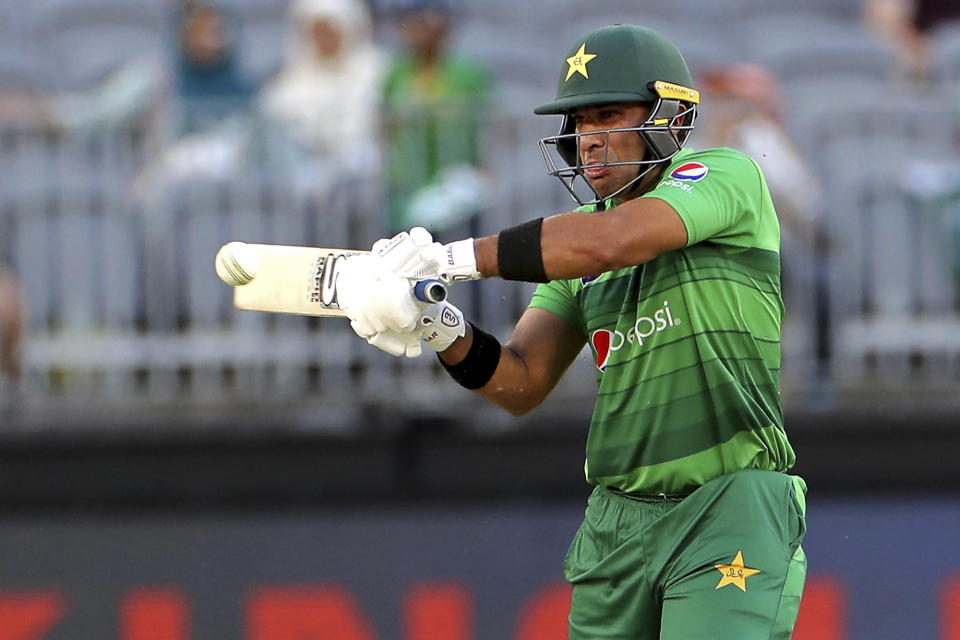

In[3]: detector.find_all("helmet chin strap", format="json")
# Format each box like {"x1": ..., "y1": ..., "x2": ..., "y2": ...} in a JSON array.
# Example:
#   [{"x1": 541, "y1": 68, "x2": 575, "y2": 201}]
[
  {"x1": 588, "y1": 123, "x2": 669, "y2": 208},
  {"x1": 594, "y1": 157, "x2": 659, "y2": 209}
]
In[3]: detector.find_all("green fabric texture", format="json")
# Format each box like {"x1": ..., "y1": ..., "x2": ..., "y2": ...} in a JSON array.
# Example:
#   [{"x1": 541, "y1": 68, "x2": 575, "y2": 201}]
[
  {"x1": 565, "y1": 469, "x2": 808, "y2": 639},
  {"x1": 529, "y1": 147, "x2": 794, "y2": 495}
]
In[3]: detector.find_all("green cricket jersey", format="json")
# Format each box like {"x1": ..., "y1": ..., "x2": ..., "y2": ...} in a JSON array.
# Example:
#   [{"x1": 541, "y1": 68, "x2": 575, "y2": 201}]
[{"x1": 529, "y1": 147, "x2": 795, "y2": 495}]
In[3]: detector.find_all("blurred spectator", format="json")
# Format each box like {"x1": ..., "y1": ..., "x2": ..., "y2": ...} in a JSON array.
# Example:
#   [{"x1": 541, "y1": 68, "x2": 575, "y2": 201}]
[
  {"x1": 0, "y1": 262, "x2": 23, "y2": 390},
  {"x1": 259, "y1": 0, "x2": 385, "y2": 177},
  {"x1": 381, "y1": 0, "x2": 491, "y2": 236},
  {"x1": 696, "y1": 63, "x2": 830, "y2": 364},
  {"x1": 867, "y1": 0, "x2": 960, "y2": 291},
  {"x1": 133, "y1": 3, "x2": 262, "y2": 193},
  {"x1": 50, "y1": 63, "x2": 163, "y2": 136},
  {"x1": 696, "y1": 63, "x2": 823, "y2": 254},
  {"x1": 0, "y1": 62, "x2": 161, "y2": 137},
  {"x1": 174, "y1": 3, "x2": 255, "y2": 138},
  {"x1": 863, "y1": 0, "x2": 960, "y2": 81}
]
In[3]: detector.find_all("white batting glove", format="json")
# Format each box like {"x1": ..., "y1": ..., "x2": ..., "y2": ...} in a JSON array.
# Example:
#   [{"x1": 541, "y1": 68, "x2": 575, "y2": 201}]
[
  {"x1": 367, "y1": 329, "x2": 422, "y2": 358},
  {"x1": 373, "y1": 227, "x2": 481, "y2": 284},
  {"x1": 337, "y1": 254, "x2": 422, "y2": 335},
  {"x1": 418, "y1": 301, "x2": 466, "y2": 352},
  {"x1": 372, "y1": 227, "x2": 443, "y2": 279}
]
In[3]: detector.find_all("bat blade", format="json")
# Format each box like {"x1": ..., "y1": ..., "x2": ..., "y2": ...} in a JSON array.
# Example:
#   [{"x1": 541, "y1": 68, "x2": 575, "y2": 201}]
[{"x1": 232, "y1": 244, "x2": 363, "y2": 317}]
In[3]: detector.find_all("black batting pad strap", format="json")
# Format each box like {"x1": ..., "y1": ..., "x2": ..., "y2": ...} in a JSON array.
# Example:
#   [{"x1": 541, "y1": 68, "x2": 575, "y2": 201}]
[
  {"x1": 498, "y1": 218, "x2": 548, "y2": 282},
  {"x1": 439, "y1": 322, "x2": 501, "y2": 390}
]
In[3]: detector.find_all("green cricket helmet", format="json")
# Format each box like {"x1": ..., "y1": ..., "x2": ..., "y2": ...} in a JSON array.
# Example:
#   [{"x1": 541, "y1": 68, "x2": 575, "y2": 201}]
[{"x1": 536, "y1": 24, "x2": 699, "y2": 206}]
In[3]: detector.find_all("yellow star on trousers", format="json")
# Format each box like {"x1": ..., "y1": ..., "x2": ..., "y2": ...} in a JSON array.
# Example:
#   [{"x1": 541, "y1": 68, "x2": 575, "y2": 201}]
[
  {"x1": 565, "y1": 43, "x2": 597, "y2": 81},
  {"x1": 714, "y1": 551, "x2": 761, "y2": 591}
]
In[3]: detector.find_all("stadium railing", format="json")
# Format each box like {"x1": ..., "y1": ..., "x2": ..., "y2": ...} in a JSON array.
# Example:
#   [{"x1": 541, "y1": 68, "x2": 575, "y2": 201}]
[{"x1": 1, "y1": 97, "x2": 958, "y2": 431}]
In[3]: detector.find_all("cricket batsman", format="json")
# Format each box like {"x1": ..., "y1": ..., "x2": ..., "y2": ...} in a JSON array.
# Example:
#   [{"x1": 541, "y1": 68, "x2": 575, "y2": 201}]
[{"x1": 337, "y1": 24, "x2": 807, "y2": 639}]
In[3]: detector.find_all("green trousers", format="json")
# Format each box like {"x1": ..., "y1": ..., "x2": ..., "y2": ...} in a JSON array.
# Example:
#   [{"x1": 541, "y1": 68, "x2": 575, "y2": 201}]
[{"x1": 564, "y1": 469, "x2": 807, "y2": 639}]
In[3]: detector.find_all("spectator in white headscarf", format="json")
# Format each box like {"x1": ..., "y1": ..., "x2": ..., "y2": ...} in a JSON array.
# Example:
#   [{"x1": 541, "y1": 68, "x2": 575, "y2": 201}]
[{"x1": 259, "y1": 0, "x2": 385, "y2": 175}]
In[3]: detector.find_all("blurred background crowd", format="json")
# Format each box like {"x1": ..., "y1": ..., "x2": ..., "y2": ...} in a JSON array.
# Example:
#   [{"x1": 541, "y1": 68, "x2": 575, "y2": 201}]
[
  {"x1": 2, "y1": 0, "x2": 960, "y2": 431},
  {"x1": 0, "y1": 1, "x2": 959, "y2": 638},
  {"x1": 1, "y1": 0, "x2": 960, "y2": 429}
]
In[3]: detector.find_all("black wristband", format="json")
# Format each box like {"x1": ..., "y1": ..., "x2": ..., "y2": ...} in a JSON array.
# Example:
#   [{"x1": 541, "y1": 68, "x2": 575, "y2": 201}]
[
  {"x1": 498, "y1": 217, "x2": 549, "y2": 282},
  {"x1": 439, "y1": 322, "x2": 501, "y2": 390}
]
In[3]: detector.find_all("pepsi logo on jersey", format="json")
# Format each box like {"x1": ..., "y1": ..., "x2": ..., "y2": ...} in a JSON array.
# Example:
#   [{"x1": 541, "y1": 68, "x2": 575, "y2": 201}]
[
  {"x1": 669, "y1": 162, "x2": 709, "y2": 181},
  {"x1": 589, "y1": 300, "x2": 680, "y2": 371}
]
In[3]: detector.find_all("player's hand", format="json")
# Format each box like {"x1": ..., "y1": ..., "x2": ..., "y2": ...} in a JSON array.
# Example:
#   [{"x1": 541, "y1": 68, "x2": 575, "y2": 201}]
[
  {"x1": 337, "y1": 254, "x2": 423, "y2": 335},
  {"x1": 372, "y1": 227, "x2": 443, "y2": 280},
  {"x1": 372, "y1": 227, "x2": 481, "y2": 284},
  {"x1": 417, "y1": 301, "x2": 466, "y2": 352},
  {"x1": 367, "y1": 329, "x2": 422, "y2": 358}
]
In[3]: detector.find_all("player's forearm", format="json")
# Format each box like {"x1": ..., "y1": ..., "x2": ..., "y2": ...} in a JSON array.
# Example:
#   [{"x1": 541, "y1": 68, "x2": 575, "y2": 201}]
[
  {"x1": 439, "y1": 328, "x2": 549, "y2": 416},
  {"x1": 473, "y1": 200, "x2": 687, "y2": 281},
  {"x1": 473, "y1": 212, "x2": 619, "y2": 280}
]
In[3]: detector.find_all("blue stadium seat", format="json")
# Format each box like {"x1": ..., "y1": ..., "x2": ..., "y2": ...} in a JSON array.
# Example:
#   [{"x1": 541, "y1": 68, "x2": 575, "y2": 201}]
[
  {"x1": 28, "y1": 0, "x2": 169, "y2": 92},
  {"x1": 732, "y1": 0, "x2": 864, "y2": 22},
  {"x1": 0, "y1": 49, "x2": 55, "y2": 94},
  {"x1": 789, "y1": 92, "x2": 960, "y2": 377},
  {"x1": 238, "y1": 15, "x2": 286, "y2": 84},
  {"x1": 749, "y1": 28, "x2": 897, "y2": 84},
  {"x1": 930, "y1": 20, "x2": 960, "y2": 89},
  {"x1": 739, "y1": 12, "x2": 863, "y2": 57}
]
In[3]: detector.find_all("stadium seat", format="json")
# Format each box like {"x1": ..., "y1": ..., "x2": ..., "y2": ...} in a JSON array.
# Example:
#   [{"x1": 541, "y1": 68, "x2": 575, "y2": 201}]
[
  {"x1": 0, "y1": 48, "x2": 55, "y2": 94},
  {"x1": 795, "y1": 94, "x2": 960, "y2": 377},
  {"x1": 28, "y1": 0, "x2": 168, "y2": 92},
  {"x1": 750, "y1": 28, "x2": 897, "y2": 84},
  {"x1": 238, "y1": 15, "x2": 286, "y2": 84},
  {"x1": 732, "y1": 0, "x2": 864, "y2": 22},
  {"x1": 930, "y1": 20, "x2": 960, "y2": 89}
]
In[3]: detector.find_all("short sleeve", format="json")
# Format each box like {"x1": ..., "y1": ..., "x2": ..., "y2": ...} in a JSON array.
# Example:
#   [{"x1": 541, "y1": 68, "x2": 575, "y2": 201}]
[
  {"x1": 641, "y1": 148, "x2": 776, "y2": 251},
  {"x1": 528, "y1": 279, "x2": 584, "y2": 336}
]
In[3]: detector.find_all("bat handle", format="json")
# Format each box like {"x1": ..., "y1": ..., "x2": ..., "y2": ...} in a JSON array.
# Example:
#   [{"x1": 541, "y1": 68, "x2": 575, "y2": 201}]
[{"x1": 414, "y1": 279, "x2": 447, "y2": 304}]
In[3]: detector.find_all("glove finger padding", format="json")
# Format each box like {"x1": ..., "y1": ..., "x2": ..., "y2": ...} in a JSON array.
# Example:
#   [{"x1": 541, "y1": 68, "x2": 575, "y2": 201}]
[
  {"x1": 350, "y1": 318, "x2": 377, "y2": 340},
  {"x1": 418, "y1": 301, "x2": 466, "y2": 352},
  {"x1": 338, "y1": 254, "x2": 422, "y2": 335},
  {"x1": 367, "y1": 330, "x2": 422, "y2": 358},
  {"x1": 375, "y1": 271, "x2": 423, "y2": 332},
  {"x1": 408, "y1": 226, "x2": 434, "y2": 247},
  {"x1": 372, "y1": 229, "x2": 443, "y2": 280}
]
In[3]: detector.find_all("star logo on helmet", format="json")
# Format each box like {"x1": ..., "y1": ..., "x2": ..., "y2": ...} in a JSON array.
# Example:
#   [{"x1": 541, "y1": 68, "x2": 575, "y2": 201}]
[{"x1": 565, "y1": 43, "x2": 597, "y2": 81}]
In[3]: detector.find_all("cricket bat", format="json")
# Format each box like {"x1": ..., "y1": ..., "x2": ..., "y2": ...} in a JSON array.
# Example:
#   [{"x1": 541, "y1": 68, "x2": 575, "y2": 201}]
[{"x1": 216, "y1": 242, "x2": 446, "y2": 318}]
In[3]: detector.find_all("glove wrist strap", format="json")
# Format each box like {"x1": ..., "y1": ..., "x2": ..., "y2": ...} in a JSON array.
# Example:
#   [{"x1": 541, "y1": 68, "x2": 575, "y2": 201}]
[{"x1": 440, "y1": 239, "x2": 481, "y2": 283}]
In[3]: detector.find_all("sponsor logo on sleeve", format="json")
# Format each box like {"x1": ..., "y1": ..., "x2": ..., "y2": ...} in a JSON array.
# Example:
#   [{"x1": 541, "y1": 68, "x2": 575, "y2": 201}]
[
  {"x1": 660, "y1": 162, "x2": 709, "y2": 192},
  {"x1": 670, "y1": 162, "x2": 709, "y2": 181}
]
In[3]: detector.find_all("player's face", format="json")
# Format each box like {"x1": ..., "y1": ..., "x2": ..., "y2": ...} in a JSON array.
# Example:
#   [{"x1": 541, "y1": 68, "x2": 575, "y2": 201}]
[{"x1": 571, "y1": 103, "x2": 652, "y2": 198}]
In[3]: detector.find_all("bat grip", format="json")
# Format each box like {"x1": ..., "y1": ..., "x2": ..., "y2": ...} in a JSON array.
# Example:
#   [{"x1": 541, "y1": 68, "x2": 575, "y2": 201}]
[{"x1": 414, "y1": 279, "x2": 447, "y2": 304}]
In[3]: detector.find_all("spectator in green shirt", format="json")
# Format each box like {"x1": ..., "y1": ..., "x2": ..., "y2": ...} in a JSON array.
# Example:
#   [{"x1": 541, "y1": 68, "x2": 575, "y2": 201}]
[{"x1": 381, "y1": 0, "x2": 492, "y2": 237}]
